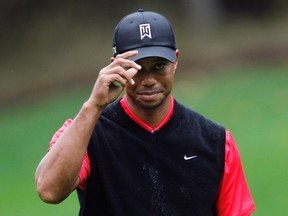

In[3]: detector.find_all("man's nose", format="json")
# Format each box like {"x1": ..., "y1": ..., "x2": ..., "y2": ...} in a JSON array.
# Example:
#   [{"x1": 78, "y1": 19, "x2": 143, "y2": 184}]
[{"x1": 140, "y1": 74, "x2": 157, "y2": 87}]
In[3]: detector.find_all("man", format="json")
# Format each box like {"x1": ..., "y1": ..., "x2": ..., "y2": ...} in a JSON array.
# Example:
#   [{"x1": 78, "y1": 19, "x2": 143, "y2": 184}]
[{"x1": 35, "y1": 9, "x2": 256, "y2": 215}]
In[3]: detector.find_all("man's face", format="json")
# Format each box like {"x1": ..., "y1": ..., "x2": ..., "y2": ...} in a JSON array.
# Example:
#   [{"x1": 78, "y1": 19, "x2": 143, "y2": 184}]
[{"x1": 125, "y1": 55, "x2": 177, "y2": 110}]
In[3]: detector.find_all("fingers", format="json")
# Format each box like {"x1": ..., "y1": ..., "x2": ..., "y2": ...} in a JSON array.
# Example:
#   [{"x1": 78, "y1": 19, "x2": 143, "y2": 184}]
[
  {"x1": 114, "y1": 51, "x2": 141, "y2": 72},
  {"x1": 88, "y1": 51, "x2": 141, "y2": 109},
  {"x1": 115, "y1": 50, "x2": 139, "y2": 59},
  {"x1": 109, "y1": 51, "x2": 141, "y2": 86},
  {"x1": 110, "y1": 67, "x2": 137, "y2": 87},
  {"x1": 125, "y1": 67, "x2": 138, "y2": 85}
]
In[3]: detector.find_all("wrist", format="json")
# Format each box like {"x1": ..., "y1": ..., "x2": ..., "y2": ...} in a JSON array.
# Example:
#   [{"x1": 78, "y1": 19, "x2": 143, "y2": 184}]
[
  {"x1": 79, "y1": 100, "x2": 104, "y2": 121},
  {"x1": 82, "y1": 100, "x2": 104, "y2": 113}
]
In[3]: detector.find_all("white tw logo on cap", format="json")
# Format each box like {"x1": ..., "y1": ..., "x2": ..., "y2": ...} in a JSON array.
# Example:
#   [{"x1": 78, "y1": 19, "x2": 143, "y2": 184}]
[{"x1": 139, "y1": 24, "x2": 152, "y2": 40}]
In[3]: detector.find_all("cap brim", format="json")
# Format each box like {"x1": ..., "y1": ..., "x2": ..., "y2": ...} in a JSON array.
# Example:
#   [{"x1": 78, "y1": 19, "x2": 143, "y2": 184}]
[{"x1": 129, "y1": 46, "x2": 176, "y2": 63}]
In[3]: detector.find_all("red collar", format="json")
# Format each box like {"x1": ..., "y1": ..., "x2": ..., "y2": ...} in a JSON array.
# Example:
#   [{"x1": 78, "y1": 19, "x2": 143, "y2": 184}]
[{"x1": 120, "y1": 95, "x2": 174, "y2": 133}]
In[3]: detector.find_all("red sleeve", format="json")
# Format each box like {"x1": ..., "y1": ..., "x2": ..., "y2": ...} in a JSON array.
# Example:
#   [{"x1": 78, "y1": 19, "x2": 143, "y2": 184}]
[
  {"x1": 48, "y1": 119, "x2": 91, "y2": 191},
  {"x1": 216, "y1": 131, "x2": 256, "y2": 216}
]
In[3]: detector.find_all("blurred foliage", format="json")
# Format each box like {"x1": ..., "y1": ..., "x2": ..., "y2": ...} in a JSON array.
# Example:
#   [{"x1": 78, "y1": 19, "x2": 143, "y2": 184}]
[{"x1": 1, "y1": 0, "x2": 288, "y2": 109}]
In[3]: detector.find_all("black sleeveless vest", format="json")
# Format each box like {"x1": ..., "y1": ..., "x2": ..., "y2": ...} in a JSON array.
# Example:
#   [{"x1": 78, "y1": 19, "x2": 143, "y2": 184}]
[{"x1": 77, "y1": 99, "x2": 225, "y2": 216}]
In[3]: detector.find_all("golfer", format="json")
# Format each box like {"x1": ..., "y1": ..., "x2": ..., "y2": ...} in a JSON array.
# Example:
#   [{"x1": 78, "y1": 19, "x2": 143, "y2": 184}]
[{"x1": 36, "y1": 9, "x2": 256, "y2": 216}]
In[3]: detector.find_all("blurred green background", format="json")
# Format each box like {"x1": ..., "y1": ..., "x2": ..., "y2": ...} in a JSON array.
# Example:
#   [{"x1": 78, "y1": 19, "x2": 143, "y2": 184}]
[{"x1": 1, "y1": 0, "x2": 288, "y2": 215}]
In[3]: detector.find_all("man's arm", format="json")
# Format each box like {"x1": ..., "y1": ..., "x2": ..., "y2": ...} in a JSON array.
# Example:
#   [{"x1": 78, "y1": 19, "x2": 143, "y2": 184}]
[
  {"x1": 35, "y1": 51, "x2": 141, "y2": 204},
  {"x1": 216, "y1": 131, "x2": 256, "y2": 215},
  {"x1": 35, "y1": 102, "x2": 102, "y2": 204}
]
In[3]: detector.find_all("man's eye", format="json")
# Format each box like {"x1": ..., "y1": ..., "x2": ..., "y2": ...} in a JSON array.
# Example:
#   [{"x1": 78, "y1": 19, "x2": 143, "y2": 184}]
[{"x1": 155, "y1": 63, "x2": 165, "y2": 70}]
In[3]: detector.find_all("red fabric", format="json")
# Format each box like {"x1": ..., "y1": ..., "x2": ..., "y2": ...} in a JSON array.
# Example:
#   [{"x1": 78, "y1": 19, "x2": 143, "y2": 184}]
[
  {"x1": 216, "y1": 131, "x2": 256, "y2": 216},
  {"x1": 120, "y1": 94, "x2": 175, "y2": 132}
]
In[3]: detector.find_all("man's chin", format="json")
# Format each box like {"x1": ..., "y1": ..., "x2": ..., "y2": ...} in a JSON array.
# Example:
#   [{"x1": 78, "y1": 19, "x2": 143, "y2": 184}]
[{"x1": 135, "y1": 95, "x2": 166, "y2": 110}]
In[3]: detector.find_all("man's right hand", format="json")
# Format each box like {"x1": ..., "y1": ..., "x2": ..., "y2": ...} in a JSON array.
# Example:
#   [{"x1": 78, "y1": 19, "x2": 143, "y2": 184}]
[{"x1": 88, "y1": 50, "x2": 141, "y2": 111}]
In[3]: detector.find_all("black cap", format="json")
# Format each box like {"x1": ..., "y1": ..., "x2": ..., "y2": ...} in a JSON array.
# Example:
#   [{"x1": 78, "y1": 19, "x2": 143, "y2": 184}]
[{"x1": 112, "y1": 9, "x2": 177, "y2": 62}]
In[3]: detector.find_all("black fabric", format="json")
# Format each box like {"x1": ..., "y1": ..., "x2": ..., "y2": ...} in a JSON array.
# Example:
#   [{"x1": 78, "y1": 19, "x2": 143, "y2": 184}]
[{"x1": 77, "y1": 99, "x2": 225, "y2": 216}]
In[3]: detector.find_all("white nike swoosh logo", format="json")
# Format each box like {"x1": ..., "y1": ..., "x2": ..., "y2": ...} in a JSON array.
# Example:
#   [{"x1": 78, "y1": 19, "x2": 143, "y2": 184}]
[{"x1": 184, "y1": 155, "x2": 198, "y2": 160}]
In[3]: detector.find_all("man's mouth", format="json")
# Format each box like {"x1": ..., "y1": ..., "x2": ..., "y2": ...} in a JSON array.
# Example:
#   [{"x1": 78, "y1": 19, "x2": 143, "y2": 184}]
[
  {"x1": 137, "y1": 91, "x2": 162, "y2": 95},
  {"x1": 136, "y1": 90, "x2": 163, "y2": 100}
]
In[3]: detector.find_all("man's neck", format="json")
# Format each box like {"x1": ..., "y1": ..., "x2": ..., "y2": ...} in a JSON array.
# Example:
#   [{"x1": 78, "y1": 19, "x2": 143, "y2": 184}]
[{"x1": 124, "y1": 94, "x2": 173, "y2": 129}]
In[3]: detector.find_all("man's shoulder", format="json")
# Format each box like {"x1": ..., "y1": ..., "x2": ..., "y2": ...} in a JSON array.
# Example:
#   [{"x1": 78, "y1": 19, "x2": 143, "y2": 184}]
[
  {"x1": 173, "y1": 100, "x2": 212, "y2": 121},
  {"x1": 174, "y1": 100, "x2": 225, "y2": 132}
]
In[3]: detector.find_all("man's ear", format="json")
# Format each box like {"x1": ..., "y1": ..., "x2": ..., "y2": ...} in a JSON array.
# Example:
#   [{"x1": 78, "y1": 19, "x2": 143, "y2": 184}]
[
  {"x1": 110, "y1": 57, "x2": 115, "y2": 62},
  {"x1": 173, "y1": 49, "x2": 180, "y2": 73}
]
